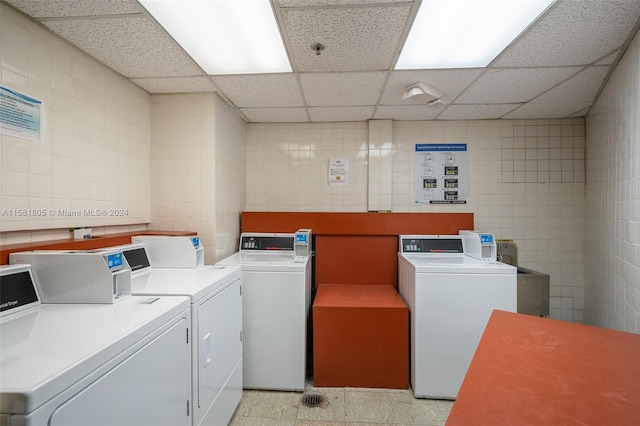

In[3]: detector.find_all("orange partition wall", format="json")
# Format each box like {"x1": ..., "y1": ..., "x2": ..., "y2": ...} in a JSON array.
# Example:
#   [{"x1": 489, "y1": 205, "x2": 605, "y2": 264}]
[
  {"x1": 241, "y1": 212, "x2": 474, "y2": 236},
  {"x1": 313, "y1": 284, "x2": 409, "y2": 389},
  {"x1": 241, "y1": 212, "x2": 474, "y2": 288},
  {"x1": 315, "y1": 235, "x2": 398, "y2": 286}
]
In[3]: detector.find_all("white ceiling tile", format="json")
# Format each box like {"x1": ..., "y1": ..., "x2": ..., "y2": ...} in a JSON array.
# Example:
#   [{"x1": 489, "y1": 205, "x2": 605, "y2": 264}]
[
  {"x1": 504, "y1": 102, "x2": 592, "y2": 119},
  {"x1": 212, "y1": 74, "x2": 303, "y2": 108},
  {"x1": 300, "y1": 72, "x2": 386, "y2": 106},
  {"x1": 44, "y1": 16, "x2": 201, "y2": 78},
  {"x1": 374, "y1": 105, "x2": 443, "y2": 121},
  {"x1": 438, "y1": 104, "x2": 520, "y2": 120},
  {"x1": 495, "y1": 0, "x2": 640, "y2": 67},
  {"x1": 6, "y1": 0, "x2": 638, "y2": 122},
  {"x1": 309, "y1": 106, "x2": 374, "y2": 122},
  {"x1": 241, "y1": 107, "x2": 309, "y2": 122},
  {"x1": 380, "y1": 69, "x2": 483, "y2": 105},
  {"x1": 282, "y1": 5, "x2": 411, "y2": 72},
  {"x1": 3, "y1": 0, "x2": 140, "y2": 18},
  {"x1": 131, "y1": 77, "x2": 216, "y2": 94},
  {"x1": 531, "y1": 66, "x2": 610, "y2": 104},
  {"x1": 456, "y1": 67, "x2": 582, "y2": 104}
]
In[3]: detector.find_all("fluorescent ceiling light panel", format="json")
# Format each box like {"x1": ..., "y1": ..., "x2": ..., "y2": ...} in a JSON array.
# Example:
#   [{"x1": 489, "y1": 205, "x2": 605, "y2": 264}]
[
  {"x1": 140, "y1": 0, "x2": 291, "y2": 74},
  {"x1": 396, "y1": 0, "x2": 554, "y2": 69}
]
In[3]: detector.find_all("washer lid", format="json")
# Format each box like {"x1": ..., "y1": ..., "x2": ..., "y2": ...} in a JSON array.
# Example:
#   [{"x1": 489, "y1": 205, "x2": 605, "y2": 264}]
[
  {"x1": 400, "y1": 253, "x2": 516, "y2": 274},
  {"x1": 131, "y1": 265, "x2": 241, "y2": 301},
  {"x1": 0, "y1": 295, "x2": 190, "y2": 414},
  {"x1": 216, "y1": 251, "x2": 309, "y2": 271}
]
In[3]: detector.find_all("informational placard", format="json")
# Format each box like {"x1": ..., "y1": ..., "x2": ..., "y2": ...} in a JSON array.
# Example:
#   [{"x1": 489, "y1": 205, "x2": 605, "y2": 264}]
[
  {"x1": 329, "y1": 157, "x2": 349, "y2": 185},
  {"x1": 0, "y1": 85, "x2": 44, "y2": 143},
  {"x1": 414, "y1": 143, "x2": 468, "y2": 204}
]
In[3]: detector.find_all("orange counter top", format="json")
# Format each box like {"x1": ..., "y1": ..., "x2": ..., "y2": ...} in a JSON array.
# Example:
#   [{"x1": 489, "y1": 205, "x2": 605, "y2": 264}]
[{"x1": 447, "y1": 310, "x2": 640, "y2": 426}]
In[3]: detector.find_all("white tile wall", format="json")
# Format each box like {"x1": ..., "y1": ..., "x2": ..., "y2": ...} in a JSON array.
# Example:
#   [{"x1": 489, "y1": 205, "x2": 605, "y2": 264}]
[
  {"x1": 550, "y1": 297, "x2": 575, "y2": 322},
  {"x1": 368, "y1": 120, "x2": 393, "y2": 211},
  {"x1": 245, "y1": 122, "x2": 369, "y2": 212},
  {"x1": 148, "y1": 93, "x2": 246, "y2": 263},
  {"x1": 212, "y1": 96, "x2": 246, "y2": 260},
  {"x1": 0, "y1": 223, "x2": 149, "y2": 247},
  {"x1": 585, "y1": 31, "x2": 640, "y2": 333},
  {"x1": 246, "y1": 118, "x2": 586, "y2": 321},
  {"x1": 0, "y1": 4, "x2": 151, "y2": 233}
]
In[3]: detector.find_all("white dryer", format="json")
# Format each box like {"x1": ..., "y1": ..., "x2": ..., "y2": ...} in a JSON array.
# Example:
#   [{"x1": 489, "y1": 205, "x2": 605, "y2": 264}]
[
  {"x1": 121, "y1": 244, "x2": 243, "y2": 426},
  {"x1": 397, "y1": 235, "x2": 516, "y2": 399},
  {"x1": 215, "y1": 231, "x2": 312, "y2": 391},
  {"x1": 0, "y1": 264, "x2": 192, "y2": 426}
]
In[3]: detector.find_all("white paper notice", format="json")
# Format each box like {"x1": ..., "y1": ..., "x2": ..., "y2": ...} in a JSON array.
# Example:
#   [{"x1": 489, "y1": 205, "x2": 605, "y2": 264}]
[
  {"x1": 329, "y1": 157, "x2": 349, "y2": 185},
  {"x1": 0, "y1": 85, "x2": 44, "y2": 143}
]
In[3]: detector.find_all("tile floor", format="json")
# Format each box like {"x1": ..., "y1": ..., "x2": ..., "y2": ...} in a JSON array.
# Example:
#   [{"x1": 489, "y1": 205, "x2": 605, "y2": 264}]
[{"x1": 229, "y1": 381, "x2": 453, "y2": 425}]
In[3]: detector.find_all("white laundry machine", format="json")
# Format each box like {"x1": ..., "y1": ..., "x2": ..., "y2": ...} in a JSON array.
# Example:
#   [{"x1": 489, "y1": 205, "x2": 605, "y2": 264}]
[
  {"x1": 215, "y1": 230, "x2": 312, "y2": 391},
  {"x1": 0, "y1": 263, "x2": 192, "y2": 426},
  {"x1": 131, "y1": 235, "x2": 204, "y2": 268},
  {"x1": 117, "y1": 244, "x2": 243, "y2": 426},
  {"x1": 397, "y1": 235, "x2": 517, "y2": 399}
]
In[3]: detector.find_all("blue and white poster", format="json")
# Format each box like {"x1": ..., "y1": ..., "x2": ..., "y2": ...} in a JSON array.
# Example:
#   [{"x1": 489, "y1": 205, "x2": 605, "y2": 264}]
[
  {"x1": 0, "y1": 85, "x2": 44, "y2": 143},
  {"x1": 414, "y1": 143, "x2": 468, "y2": 204}
]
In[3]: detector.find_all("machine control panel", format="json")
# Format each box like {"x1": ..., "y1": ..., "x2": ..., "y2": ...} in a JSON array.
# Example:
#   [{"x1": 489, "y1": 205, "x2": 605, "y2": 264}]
[
  {"x1": 400, "y1": 237, "x2": 464, "y2": 254},
  {"x1": 459, "y1": 230, "x2": 498, "y2": 262},
  {"x1": 0, "y1": 265, "x2": 40, "y2": 317},
  {"x1": 104, "y1": 252, "x2": 124, "y2": 271},
  {"x1": 480, "y1": 233, "x2": 494, "y2": 245},
  {"x1": 294, "y1": 229, "x2": 312, "y2": 257},
  {"x1": 240, "y1": 235, "x2": 294, "y2": 251},
  {"x1": 122, "y1": 247, "x2": 151, "y2": 272},
  {"x1": 10, "y1": 251, "x2": 132, "y2": 304}
]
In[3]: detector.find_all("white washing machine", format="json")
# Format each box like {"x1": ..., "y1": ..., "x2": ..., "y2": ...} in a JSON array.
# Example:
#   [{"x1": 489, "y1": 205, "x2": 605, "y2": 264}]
[
  {"x1": 215, "y1": 231, "x2": 312, "y2": 391},
  {"x1": 0, "y1": 264, "x2": 192, "y2": 426},
  {"x1": 397, "y1": 235, "x2": 516, "y2": 399},
  {"x1": 119, "y1": 244, "x2": 243, "y2": 426}
]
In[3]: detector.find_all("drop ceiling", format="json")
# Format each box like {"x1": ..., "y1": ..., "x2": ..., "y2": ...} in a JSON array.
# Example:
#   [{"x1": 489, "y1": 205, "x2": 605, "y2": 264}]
[{"x1": 4, "y1": 0, "x2": 640, "y2": 123}]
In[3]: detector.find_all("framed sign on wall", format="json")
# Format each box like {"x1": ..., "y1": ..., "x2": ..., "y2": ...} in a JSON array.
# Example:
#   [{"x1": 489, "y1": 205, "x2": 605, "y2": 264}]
[{"x1": 414, "y1": 143, "x2": 468, "y2": 204}]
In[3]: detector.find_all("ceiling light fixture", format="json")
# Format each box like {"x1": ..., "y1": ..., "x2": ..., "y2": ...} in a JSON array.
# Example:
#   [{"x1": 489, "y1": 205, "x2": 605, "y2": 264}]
[
  {"x1": 403, "y1": 82, "x2": 444, "y2": 103},
  {"x1": 139, "y1": 0, "x2": 291, "y2": 74},
  {"x1": 396, "y1": 0, "x2": 555, "y2": 69}
]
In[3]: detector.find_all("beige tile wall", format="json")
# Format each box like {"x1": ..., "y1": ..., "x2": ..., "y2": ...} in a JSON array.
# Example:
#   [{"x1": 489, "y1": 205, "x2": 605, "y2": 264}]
[
  {"x1": 0, "y1": 4, "x2": 151, "y2": 233},
  {"x1": 149, "y1": 94, "x2": 246, "y2": 263},
  {"x1": 246, "y1": 122, "x2": 369, "y2": 212},
  {"x1": 246, "y1": 118, "x2": 587, "y2": 321},
  {"x1": 585, "y1": 31, "x2": 640, "y2": 333},
  {"x1": 212, "y1": 96, "x2": 246, "y2": 260}
]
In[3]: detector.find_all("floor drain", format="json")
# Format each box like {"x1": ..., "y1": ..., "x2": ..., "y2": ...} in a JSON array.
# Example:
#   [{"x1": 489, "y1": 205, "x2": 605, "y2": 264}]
[{"x1": 301, "y1": 393, "x2": 327, "y2": 408}]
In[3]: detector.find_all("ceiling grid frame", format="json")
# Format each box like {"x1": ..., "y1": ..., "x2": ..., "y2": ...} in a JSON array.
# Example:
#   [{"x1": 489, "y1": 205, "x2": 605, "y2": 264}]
[{"x1": 1, "y1": 0, "x2": 639, "y2": 122}]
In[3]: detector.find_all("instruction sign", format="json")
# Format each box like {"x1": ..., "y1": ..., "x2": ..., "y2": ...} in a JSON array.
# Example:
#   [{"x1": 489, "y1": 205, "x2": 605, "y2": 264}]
[
  {"x1": 414, "y1": 143, "x2": 468, "y2": 204},
  {"x1": 0, "y1": 85, "x2": 44, "y2": 143},
  {"x1": 329, "y1": 157, "x2": 349, "y2": 185}
]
